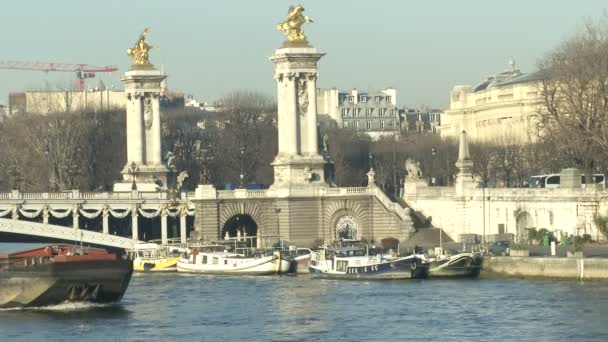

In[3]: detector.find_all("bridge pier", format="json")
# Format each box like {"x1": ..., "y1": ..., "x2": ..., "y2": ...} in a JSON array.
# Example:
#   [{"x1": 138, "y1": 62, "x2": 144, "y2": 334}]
[
  {"x1": 161, "y1": 211, "x2": 168, "y2": 245},
  {"x1": 132, "y1": 209, "x2": 139, "y2": 240},
  {"x1": 180, "y1": 213, "x2": 187, "y2": 243}
]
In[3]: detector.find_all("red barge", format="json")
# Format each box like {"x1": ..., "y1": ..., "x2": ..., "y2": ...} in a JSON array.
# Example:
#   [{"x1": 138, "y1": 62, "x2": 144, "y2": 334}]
[{"x1": 0, "y1": 245, "x2": 133, "y2": 309}]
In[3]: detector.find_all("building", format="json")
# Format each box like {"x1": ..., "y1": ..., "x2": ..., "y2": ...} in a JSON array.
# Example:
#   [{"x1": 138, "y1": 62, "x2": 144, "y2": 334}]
[
  {"x1": 317, "y1": 88, "x2": 401, "y2": 139},
  {"x1": 401, "y1": 108, "x2": 442, "y2": 134},
  {"x1": 439, "y1": 60, "x2": 545, "y2": 143}
]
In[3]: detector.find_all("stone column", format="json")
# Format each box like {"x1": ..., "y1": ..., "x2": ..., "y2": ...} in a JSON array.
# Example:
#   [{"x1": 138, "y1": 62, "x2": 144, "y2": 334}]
[
  {"x1": 180, "y1": 211, "x2": 187, "y2": 244},
  {"x1": 285, "y1": 73, "x2": 299, "y2": 155},
  {"x1": 102, "y1": 207, "x2": 109, "y2": 235},
  {"x1": 161, "y1": 208, "x2": 168, "y2": 245},
  {"x1": 132, "y1": 207, "x2": 139, "y2": 240},
  {"x1": 151, "y1": 93, "x2": 162, "y2": 165},
  {"x1": 306, "y1": 73, "x2": 319, "y2": 156},
  {"x1": 11, "y1": 206, "x2": 18, "y2": 220},
  {"x1": 130, "y1": 93, "x2": 144, "y2": 164},
  {"x1": 72, "y1": 206, "x2": 79, "y2": 229}
]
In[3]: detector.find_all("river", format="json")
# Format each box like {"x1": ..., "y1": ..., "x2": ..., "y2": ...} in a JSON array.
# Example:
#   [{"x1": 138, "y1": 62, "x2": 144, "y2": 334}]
[{"x1": 2, "y1": 244, "x2": 608, "y2": 341}]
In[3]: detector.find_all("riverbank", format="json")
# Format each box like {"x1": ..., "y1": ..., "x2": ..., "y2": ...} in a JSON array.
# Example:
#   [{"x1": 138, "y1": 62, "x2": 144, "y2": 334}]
[{"x1": 482, "y1": 256, "x2": 608, "y2": 280}]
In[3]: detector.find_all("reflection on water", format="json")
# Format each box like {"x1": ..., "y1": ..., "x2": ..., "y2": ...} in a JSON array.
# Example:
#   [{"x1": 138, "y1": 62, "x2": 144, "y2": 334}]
[{"x1": 1, "y1": 266, "x2": 608, "y2": 341}]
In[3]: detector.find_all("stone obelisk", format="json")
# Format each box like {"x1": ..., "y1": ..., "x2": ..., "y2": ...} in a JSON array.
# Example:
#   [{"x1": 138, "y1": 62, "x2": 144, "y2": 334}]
[
  {"x1": 271, "y1": 5, "x2": 327, "y2": 189},
  {"x1": 114, "y1": 28, "x2": 169, "y2": 192}
]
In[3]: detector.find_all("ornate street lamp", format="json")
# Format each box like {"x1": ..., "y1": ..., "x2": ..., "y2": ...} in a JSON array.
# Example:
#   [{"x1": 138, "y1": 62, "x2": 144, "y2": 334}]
[
  {"x1": 128, "y1": 162, "x2": 137, "y2": 190},
  {"x1": 239, "y1": 147, "x2": 245, "y2": 188},
  {"x1": 431, "y1": 147, "x2": 437, "y2": 186}
]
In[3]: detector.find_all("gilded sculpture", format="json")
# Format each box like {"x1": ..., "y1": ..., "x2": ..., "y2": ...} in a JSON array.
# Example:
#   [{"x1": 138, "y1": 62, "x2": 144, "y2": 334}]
[
  {"x1": 127, "y1": 28, "x2": 156, "y2": 66},
  {"x1": 277, "y1": 5, "x2": 313, "y2": 45}
]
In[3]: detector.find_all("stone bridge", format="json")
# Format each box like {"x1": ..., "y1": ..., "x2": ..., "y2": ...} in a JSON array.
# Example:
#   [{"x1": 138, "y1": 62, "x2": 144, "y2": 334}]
[{"x1": 192, "y1": 179, "x2": 415, "y2": 247}]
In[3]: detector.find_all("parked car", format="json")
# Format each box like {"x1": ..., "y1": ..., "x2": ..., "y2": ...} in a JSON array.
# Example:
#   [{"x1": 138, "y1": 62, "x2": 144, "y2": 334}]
[{"x1": 489, "y1": 240, "x2": 510, "y2": 256}]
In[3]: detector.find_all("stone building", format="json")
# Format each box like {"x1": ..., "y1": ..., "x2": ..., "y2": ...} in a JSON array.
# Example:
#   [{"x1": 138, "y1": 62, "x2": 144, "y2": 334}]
[
  {"x1": 439, "y1": 60, "x2": 545, "y2": 143},
  {"x1": 317, "y1": 88, "x2": 401, "y2": 140},
  {"x1": 401, "y1": 108, "x2": 442, "y2": 134}
]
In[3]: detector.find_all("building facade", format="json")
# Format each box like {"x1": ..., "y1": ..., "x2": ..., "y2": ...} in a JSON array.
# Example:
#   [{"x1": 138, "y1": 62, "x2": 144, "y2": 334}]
[
  {"x1": 439, "y1": 61, "x2": 545, "y2": 143},
  {"x1": 317, "y1": 88, "x2": 401, "y2": 140}
]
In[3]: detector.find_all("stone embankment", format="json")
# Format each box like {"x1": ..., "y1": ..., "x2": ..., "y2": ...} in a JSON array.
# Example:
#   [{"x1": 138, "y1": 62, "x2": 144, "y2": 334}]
[{"x1": 483, "y1": 256, "x2": 608, "y2": 280}]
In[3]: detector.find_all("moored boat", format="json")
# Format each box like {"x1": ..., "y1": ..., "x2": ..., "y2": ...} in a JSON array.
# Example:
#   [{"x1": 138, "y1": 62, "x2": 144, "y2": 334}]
[
  {"x1": 127, "y1": 243, "x2": 180, "y2": 272},
  {"x1": 427, "y1": 252, "x2": 482, "y2": 278},
  {"x1": 177, "y1": 239, "x2": 290, "y2": 275},
  {"x1": 308, "y1": 244, "x2": 428, "y2": 280},
  {"x1": 0, "y1": 245, "x2": 133, "y2": 309}
]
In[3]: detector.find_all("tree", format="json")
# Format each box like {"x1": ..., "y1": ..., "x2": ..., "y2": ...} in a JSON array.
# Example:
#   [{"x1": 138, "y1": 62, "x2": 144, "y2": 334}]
[{"x1": 538, "y1": 17, "x2": 608, "y2": 184}]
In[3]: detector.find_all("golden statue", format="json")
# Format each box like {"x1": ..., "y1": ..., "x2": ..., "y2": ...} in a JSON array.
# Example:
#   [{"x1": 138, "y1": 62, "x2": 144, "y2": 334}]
[
  {"x1": 277, "y1": 5, "x2": 313, "y2": 45},
  {"x1": 127, "y1": 28, "x2": 156, "y2": 66}
]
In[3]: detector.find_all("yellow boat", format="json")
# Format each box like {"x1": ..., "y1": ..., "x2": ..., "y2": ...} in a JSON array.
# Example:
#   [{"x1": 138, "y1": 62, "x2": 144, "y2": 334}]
[{"x1": 128, "y1": 244, "x2": 181, "y2": 272}]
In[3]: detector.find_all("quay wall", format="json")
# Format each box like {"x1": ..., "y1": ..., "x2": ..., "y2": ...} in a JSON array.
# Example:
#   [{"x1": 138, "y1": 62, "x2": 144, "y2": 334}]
[{"x1": 483, "y1": 256, "x2": 608, "y2": 280}]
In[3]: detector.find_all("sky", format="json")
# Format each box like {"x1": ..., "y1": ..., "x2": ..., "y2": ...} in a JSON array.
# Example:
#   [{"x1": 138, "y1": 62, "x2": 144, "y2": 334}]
[{"x1": 1, "y1": 0, "x2": 606, "y2": 109}]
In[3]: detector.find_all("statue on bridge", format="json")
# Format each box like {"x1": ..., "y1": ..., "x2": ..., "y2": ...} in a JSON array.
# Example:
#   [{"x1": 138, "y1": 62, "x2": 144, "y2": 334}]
[
  {"x1": 405, "y1": 158, "x2": 423, "y2": 180},
  {"x1": 127, "y1": 28, "x2": 157, "y2": 66},
  {"x1": 276, "y1": 5, "x2": 313, "y2": 44}
]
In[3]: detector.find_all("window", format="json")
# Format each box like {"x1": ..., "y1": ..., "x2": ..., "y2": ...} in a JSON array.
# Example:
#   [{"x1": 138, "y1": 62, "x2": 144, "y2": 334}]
[
  {"x1": 380, "y1": 121, "x2": 385, "y2": 129},
  {"x1": 391, "y1": 109, "x2": 396, "y2": 116},
  {"x1": 378, "y1": 108, "x2": 386, "y2": 117},
  {"x1": 348, "y1": 96, "x2": 354, "y2": 103},
  {"x1": 366, "y1": 108, "x2": 373, "y2": 116},
  {"x1": 202, "y1": 256, "x2": 208, "y2": 264},
  {"x1": 374, "y1": 96, "x2": 382, "y2": 102},
  {"x1": 343, "y1": 121, "x2": 349, "y2": 128},
  {"x1": 366, "y1": 121, "x2": 372, "y2": 129},
  {"x1": 355, "y1": 121, "x2": 360, "y2": 129},
  {"x1": 212, "y1": 257, "x2": 219, "y2": 265},
  {"x1": 341, "y1": 108, "x2": 348, "y2": 117},
  {"x1": 352, "y1": 108, "x2": 359, "y2": 117},
  {"x1": 385, "y1": 96, "x2": 391, "y2": 103},
  {"x1": 360, "y1": 96, "x2": 367, "y2": 103}
]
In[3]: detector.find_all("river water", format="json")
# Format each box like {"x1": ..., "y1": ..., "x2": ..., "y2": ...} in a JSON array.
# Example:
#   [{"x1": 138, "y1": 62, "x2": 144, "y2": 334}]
[{"x1": 2, "y1": 245, "x2": 608, "y2": 341}]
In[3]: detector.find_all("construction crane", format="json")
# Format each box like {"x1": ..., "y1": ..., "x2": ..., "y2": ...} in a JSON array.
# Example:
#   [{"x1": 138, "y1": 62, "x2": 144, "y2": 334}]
[{"x1": 0, "y1": 61, "x2": 118, "y2": 91}]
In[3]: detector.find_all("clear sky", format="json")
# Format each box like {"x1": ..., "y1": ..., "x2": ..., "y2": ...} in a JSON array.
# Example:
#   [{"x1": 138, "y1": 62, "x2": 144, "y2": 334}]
[{"x1": 1, "y1": 0, "x2": 606, "y2": 108}]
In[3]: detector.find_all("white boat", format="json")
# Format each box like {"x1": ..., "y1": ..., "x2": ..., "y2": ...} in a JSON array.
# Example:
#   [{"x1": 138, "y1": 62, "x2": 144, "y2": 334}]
[{"x1": 176, "y1": 239, "x2": 290, "y2": 275}]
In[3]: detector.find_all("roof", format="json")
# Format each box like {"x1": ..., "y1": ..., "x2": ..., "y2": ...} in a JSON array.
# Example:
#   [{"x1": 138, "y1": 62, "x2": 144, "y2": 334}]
[{"x1": 473, "y1": 69, "x2": 548, "y2": 93}]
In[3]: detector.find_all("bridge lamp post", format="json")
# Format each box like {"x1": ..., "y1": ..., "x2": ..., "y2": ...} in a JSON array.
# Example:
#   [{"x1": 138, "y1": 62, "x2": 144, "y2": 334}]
[
  {"x1": 368, "y1": 152, "x2": 373, "y2": 171},
  {"x1": 430, "y1": 147, "x2": 437, "y2": 186},
  {"x1": 239, "y1": 147, "x2": 245, "y2": 189},
  {"x1": 274, "y1": 207, "x2": 281, "y2": 248},
  {"x1": 128, "y1": 162, "x2": 137, "y2": 190}
]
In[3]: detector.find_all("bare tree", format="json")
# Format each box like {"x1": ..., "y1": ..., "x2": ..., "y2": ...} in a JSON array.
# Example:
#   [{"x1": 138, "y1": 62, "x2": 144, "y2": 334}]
[{"x1": 538, "y1": 17, "x2": 608, "y2": 184}]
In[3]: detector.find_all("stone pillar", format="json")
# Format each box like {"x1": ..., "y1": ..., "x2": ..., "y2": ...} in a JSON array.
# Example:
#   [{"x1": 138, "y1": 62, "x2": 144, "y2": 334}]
[
  {"x1": 131, "y1": 207, "x2": 139, "y2": 240},
  {"x1": 72, "y1": 206, "x2": 79, "y2": 229},
  {"x1": 151, "y1": 93, "x2": 162, "y2": 165},
  {"x1": 11, "y1": 206, "x2": 18, "y2": 220},
  {"x1": 102, "y1": 207, "x2": 109, "y2": 235},
  {"x1": 126, "y1": 93, "x2": 144, "y2": 164},
  {"x1": 115, "y1": 68, "x2": 169, "y2": 192},
  {"x1": 161, "y1": 208, "x2": 168, "y2": 245},
  {"x1": 305, "y1": 73, "x2": 319, "y2": 156},
  {"x1": 180, "y1": 211, "x2": 187, "y2": 244},
  {"x1": 284, "y1": 73, "x2": 299, "y2": 155},
  {"x1": 454, "y1": 130, "x2": 474, "y2": 195},
  {"x1": 270, "y1": 47, "x2": 327, "y2": 189}
]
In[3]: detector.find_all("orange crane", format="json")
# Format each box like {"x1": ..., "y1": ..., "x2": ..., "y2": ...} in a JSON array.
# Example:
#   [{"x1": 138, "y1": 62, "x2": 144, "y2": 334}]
[{"x1": 0, "y1": 61, "x2": 118, "y2": 91}]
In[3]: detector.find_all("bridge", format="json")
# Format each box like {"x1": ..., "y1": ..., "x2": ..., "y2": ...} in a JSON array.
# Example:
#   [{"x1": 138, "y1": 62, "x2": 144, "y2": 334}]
[{"x1": 0, "y1": 218, "x2": 140, "y2": 249}]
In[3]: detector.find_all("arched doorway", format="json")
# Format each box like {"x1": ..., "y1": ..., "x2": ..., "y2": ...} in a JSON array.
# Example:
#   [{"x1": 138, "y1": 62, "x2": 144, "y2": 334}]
[
  {"x1": 222, "y1": 214, "x2": 258, "y2": 246},
  {"x1": 335, "y1": 215, "x2": 359, "y2": 240},
  {"x1": 516, "y1": 212, "x2": 534, "y2": 242}
]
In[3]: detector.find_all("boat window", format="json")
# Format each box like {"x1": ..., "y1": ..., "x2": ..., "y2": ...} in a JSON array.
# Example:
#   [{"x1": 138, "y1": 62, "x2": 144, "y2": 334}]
[
  {"x1": 224, "y1": 260, "x2": 228, "y2": 265},
  {"x1": 202, "y1": 256, "x2": 208, "y2": 264},
  {"x1": 336, "y1": 260, "x2": 348, "y2": 272},
  {"x1": 212, "y1": 257, "x2": 219, "y2": 264}
]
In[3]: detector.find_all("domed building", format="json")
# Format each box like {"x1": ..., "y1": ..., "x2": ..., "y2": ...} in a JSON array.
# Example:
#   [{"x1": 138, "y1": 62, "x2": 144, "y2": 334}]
[{"x1": 439, "y1": 60, "x2": 546, "y2": 143}]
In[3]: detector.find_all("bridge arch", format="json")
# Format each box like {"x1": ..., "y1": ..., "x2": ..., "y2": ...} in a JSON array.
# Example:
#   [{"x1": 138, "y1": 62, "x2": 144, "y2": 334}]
[
  {"x1": 219, "y1": 202, "x2": 269, "y2": 243},
  {"x1": 324, "y1": 200, "x2": 367, "y2": 242},
  {"x1": 516, "y1": 211, "x2": 535, "y2": 242}
]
